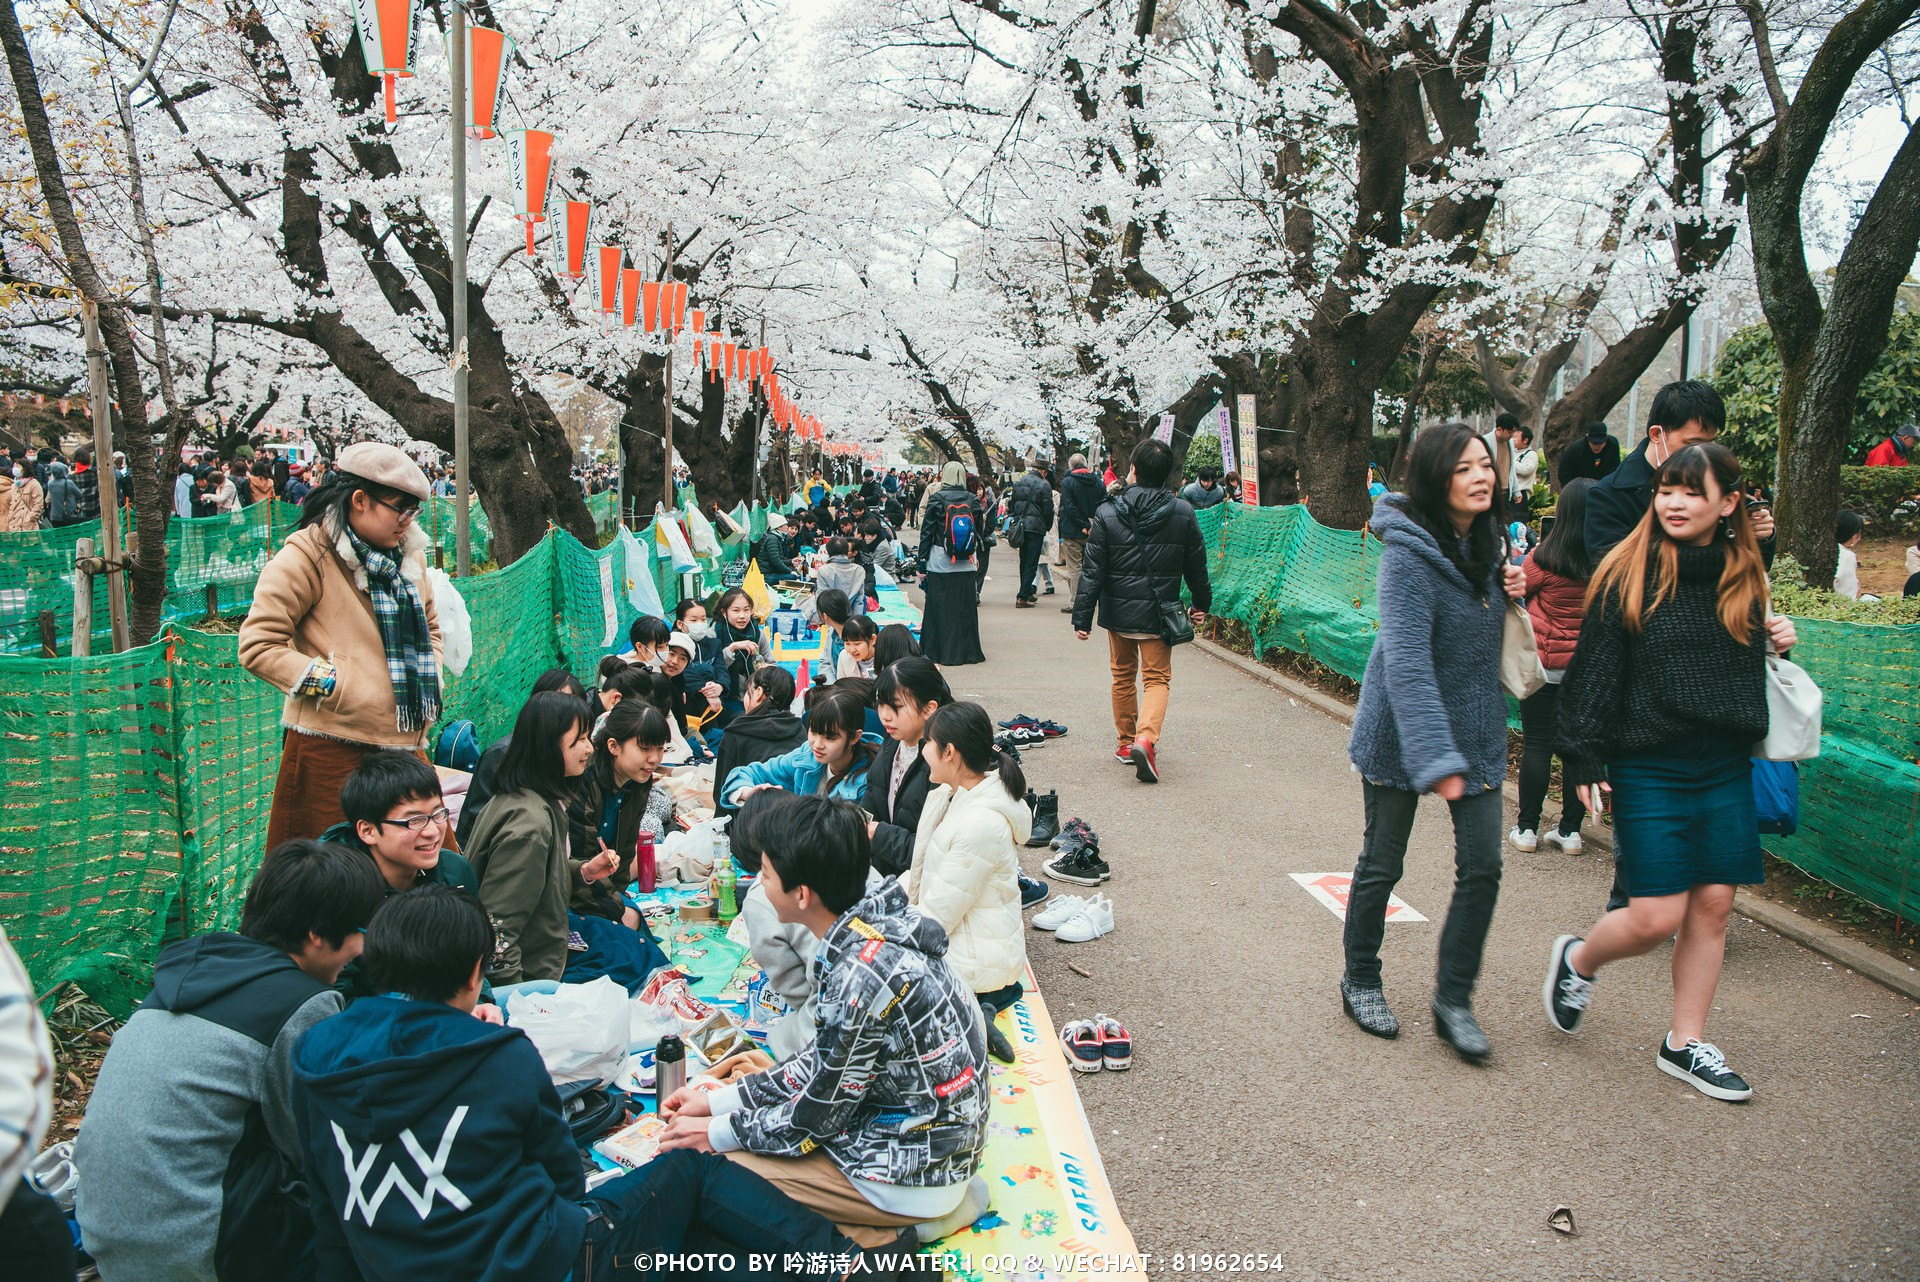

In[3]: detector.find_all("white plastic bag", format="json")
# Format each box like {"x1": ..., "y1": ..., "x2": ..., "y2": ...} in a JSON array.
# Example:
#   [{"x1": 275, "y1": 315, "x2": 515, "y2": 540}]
[
  {"x1": 505, "y1": 976, "x2": 629, "y2": 1085},
  {"x1": 653, "y1": 507, "x2": 697, "y2": 573},
  {"x1": 425, "y1": 567, "x2": 473, "y2": 677},
  {"x1": 682, "y1": 502, "x2": 722, "y2": 558},
  {"x1": 617, "y1": 526, "x2": 667, "y2": 621}
]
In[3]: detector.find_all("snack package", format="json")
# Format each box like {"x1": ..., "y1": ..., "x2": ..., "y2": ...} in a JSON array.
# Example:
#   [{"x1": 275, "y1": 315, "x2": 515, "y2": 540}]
[
  {"x1": 635, "y1": 967, "x2": 717, "y2": 1025},
  {"x1": 687, "y1": 1010, "x2": 757, "y2": 1065},
  {"x1": 593, "y1": 1114, "x2": 667, "y2": 1170}
]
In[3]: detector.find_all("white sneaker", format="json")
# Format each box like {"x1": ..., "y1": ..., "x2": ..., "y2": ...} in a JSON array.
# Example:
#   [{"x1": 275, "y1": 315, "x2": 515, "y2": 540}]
[
  {"x1": 1509, "y1": 827, "x2": 1539, "y2": 852},
  {"x1": 1033, "y1": 893, "x2": 1093, "y2": 931},
  {"x1": 1054, "y1": 897, "x2": 1115, "y2": 943},
  {"x1": 1544, "y1": 828, "x2": 1584, "y2": 854}
]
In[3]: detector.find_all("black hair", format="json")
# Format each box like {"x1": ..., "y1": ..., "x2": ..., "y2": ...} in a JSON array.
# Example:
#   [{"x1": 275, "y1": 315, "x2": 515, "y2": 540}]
[
  {"x1": 1647, "y1": 379, "x2": 1725, "y2": 435},
  {"x1": 674, "y1": 596, "x2": 709, "y2": 624},
  {"x1": 760, "y1": 795, "x2": 871, "y2": 914},
  {"x1": 924, "y1": 701, "x2": 1026, "y2": 801},
  {"x1": 1836, "y1": 510, "x2": 1864, "y2": 544},
  {"x1": 875, "y1": 655, "x2": 951, "y2": 712},
  {"x1": 1495, "y1": 411, "x2": 1521, "y2": 433},
  {"x1": 593, "y1": 700, "x2": 670, "y2": 789},
  {"x1": 859, "y1": 519, "x2": 885, "y2": 539},
  {"x1": 1517, "y1": 426, "x2": 1535, "y2": 445},
  {"x1": 531, "y1": 667, "x2": 590, "y2": 703},
  {"x1": 714, "y1": 588, "x2": 752, "y2": 620},
  {"x1": 873, "y1": 623, "x2": 920, "y2": 670},
  {"x1": 1197, "y1": 465, "x2": 1218, "y2": 482},
  {"x1": 840, "y1": 615, "x2": 878, "y2": 645},
  {"x1": 601, "y1": 662, "x2": 656, "y2": 704},
  {"x1": 340, "y1": 749, "x2": 444, "y2": 829},
  {"x1": 1401, "y1": 423, "x2": 1503, "y2": 597},
  {"x1": 628, "y1": 615, "x2": 671, "y2": 650},
  {"x1": 729, "y1": 788, "x2": 799, "y2": 874},
  {"x1": 494, "y1": 690, "x2": 592, "y2": 803},
  {"x1": 815, "y1": 589, "x2": 851, "y2": 626},
  {"x1": 297, "y1": 468, "x2": 410, "y2": 534},
  {"x1": 1530, "y1": 477, "x2": 1597, "y2": 582},
  {"x1": 826, "y1": 537, "x2": 850, "y2": 558},
  {"x1": 806, "y1": 685, "x2": 871, "y2": 775},
  {"x1": 1130, "y1": 437, "x2": 1174, "y2": 489},
  {"x1": 598, "y1": 654, "x2": 631, "y2": 686},
  {"x1": 741, "y1": 664, "x2": 796, "y2": 717},
  {"x1": 362, "y1": 885, "x2": 495, "y2": 1003},
  {"x1": 241, "y1": 838, "x2": 385, "y2": 952}
]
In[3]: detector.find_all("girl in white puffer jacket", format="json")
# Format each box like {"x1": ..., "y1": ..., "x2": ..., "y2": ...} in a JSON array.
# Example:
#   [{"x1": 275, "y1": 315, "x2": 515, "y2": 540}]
[{"x1": 907, "y1": 702, "x2": 1033, "y2": 1063}]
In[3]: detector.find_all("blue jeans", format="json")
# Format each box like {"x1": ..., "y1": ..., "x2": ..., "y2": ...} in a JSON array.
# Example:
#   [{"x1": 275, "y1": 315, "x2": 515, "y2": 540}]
[
  {"x1": 1342, "y1": 782, "x2": 1504, "y2": 1007},
  {"x1": 581, "y1": 1149, "x2": 856, "y2": 1279}
]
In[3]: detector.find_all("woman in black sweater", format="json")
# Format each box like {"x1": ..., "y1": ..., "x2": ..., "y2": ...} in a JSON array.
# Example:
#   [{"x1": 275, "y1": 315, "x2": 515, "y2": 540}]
[
  {"x1": 865, "y1": 657, "x2": 950, "y2": 878},
  {"x1": 1545, "y1": 444, "x2": 1797, "y2": 1103}
]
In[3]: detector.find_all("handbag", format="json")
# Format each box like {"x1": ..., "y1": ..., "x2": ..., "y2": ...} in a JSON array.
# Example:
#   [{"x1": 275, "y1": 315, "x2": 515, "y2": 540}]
[
  {"x1": 1751, "y1": 758, "x2": 1800, "y2": 835},
  {"x1": 1754, "y1": 649, "x2": 1822, "y2": 762},
  {"x1": 1115, "y1": 503, "x2": 1195, "y2": 647},
  {"x1": 1500, "y1": 600, "x2": 1548, "y2": 699}
]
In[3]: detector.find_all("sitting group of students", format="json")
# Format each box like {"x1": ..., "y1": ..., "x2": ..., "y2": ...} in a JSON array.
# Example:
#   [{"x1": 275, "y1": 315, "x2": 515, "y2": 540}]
[{"x1": 67, "y1": 615, "x2": 1051, "y2": 1279}]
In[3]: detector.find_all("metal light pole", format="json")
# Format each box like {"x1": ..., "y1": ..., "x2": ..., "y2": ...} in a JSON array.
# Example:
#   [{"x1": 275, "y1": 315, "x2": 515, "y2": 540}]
[
  {"x1": 79, "y1": 301, "x2": 130, "y2": 652},
  {"x1": 450, "y1": 0, "x2": 473, "y2": 576}
]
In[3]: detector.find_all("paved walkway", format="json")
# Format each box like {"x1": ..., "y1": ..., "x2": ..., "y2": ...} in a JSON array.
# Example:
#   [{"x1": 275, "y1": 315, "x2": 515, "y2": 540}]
[{"x1": 937, "y1": 581, "x2": 1920, "y2": 1282}]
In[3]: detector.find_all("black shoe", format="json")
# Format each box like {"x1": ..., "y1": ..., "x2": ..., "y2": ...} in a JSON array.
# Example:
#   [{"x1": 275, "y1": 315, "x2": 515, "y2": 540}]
[
  {"x1": 982, "y1": 1000, "x2": 1016, "y2": 1063},
  {"x1": 1543, "y1": 934, "x2": 1593, "y2": 1034},
  {"x1": 1339, "y1": 977, "x2": 1399, "y2": 1038},
  {"x1": 1027, "y1": 790, "x2": 1060, "y2": 847},
  {"x1": 1043, "y1": 585, "x2": 1056, "y2": 595},
  {"x1": 1018, "y1": 872, "x2": 1050, "y2": 907},
  {"x1": 992, "y1": 733, "x2": 1023, "y2": 763},
  {"x1": 1003, "y1": 725, "x2": 1048, "y2": 750},
  {"x1": 1657, "y1": 1037, "x2": 1753, "y2": 1101},
  {"x1": 1431, "y1": 1001, "x2": 1491, "y2": 1062},
  {"x1": 1044, "y1": 845, "x2": 1111, "y2": 886}
]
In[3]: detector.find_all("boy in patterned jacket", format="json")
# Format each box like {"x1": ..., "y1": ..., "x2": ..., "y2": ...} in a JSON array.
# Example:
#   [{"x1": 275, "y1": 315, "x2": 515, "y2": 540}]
[{"x1": 659, "y1": 795, "x2": 991, "y2": 1246}]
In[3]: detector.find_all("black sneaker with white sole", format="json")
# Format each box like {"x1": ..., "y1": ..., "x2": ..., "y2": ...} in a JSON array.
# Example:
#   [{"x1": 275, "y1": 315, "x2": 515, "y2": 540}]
[
  {"x1": 1543, "y1": 934, "x2": 1594, "y2": 1034},
  {"x1": 1657, "y1": 1037, "x2": 1753, "y2": 1102},
  {"x1": 1043, "y1": 846, "x2": 1111, "y2": 886}
]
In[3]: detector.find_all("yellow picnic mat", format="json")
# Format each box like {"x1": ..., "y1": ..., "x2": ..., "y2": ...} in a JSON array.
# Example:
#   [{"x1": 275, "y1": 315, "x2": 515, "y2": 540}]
[{"x1": 678, "y1": 921, "x2": 1142, "y2": 1279}]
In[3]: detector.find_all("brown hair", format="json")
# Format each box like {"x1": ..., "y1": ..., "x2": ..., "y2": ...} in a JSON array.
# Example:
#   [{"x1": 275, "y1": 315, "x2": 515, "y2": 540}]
[{"x1": 1585, "y1": 442, "x2": 1767, "y2": 644}]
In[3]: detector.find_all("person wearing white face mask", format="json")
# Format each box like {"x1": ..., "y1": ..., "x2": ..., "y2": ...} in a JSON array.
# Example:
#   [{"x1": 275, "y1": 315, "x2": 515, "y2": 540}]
[{"x1": 3, "y1": 460, "x2": 43, "y2": 531}]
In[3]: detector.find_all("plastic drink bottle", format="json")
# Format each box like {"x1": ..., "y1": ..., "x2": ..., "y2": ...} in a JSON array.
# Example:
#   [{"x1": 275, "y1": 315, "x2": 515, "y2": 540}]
[
  {"x1": 636, "y1": 831, "x2": 656, "y2": 894},
  {"x1": 716, "y1": 861, "x2": 738, "y2": 924},
  {"x1": 655, "y1": 1035, "x2": 686, "y2": 1103}
]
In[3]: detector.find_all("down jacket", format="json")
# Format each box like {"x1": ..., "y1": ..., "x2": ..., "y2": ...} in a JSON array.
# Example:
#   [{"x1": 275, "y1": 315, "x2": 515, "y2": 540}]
[
  {"x1": 1057, "y1": 468, "x2": 1105, "y2": 541},
  {"x1": 903, "y1": 775, "x2": 1031, "y2": 995},
  {"x1": 1070, "y1": 484, "x2": 1212, "y2": 635},
  {"x1": 238, "y1": 518, "x2": 442, "y2": 749},
  {"x1": 1522, "y1": 556, "x2": 1588, "y2": 672}
]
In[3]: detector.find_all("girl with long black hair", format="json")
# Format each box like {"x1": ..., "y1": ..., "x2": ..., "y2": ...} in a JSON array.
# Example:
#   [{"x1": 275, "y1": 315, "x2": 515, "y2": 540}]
[
  {"x1": 1511, "y1": 476, "x2": 1598, "y2": 854},
  {"x1": 569, "y1": 702, "x2": 675, "y2": 927},
  {"x1": 1544, "y1": 443, "x2": 1794, "y2": 1102},
  {"x1": 866, "y1": 658, "x2": 952, "y2": 877},
  {"x1": 1342, "y1": 424, "x2": 1526, "y2": 1062}
]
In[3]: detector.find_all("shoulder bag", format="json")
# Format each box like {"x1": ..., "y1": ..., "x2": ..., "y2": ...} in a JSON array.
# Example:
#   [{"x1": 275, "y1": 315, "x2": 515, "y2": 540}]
[
  {"x1": 1115, "y1": 502, "x2": 1195, "y2": 647},
  {"x1": 1500, "y1": 600, "x2": 1548, "y2": 699}
]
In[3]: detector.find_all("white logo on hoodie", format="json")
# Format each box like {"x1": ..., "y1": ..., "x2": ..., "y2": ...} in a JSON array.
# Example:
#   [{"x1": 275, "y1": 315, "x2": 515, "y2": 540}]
[{"x1": 333, "y1": 1106, "x2": 473, "y2": 1224}]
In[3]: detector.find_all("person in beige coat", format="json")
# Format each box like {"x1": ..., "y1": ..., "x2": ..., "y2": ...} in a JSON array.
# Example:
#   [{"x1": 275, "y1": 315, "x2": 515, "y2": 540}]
[
  {"x1": 239, "y1": 442, "x2": 443, "y2": 849},
  {"x1": 4, "y1": 463, "x2": 44, "y2": 531},
  {"x1": 905, "y1": 701, "x2": 1032, "y2": 1064}
]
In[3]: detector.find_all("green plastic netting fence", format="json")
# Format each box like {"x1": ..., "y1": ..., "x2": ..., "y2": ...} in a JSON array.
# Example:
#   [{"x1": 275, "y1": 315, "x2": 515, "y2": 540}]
[{"x1": 2, "y1": 498, "x2": 1911, "y2": 1018}]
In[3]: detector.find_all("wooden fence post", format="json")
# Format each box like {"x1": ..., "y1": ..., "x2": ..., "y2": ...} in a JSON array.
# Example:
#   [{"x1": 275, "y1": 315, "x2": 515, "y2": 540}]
[
  {"x1": 38, "y1": 610, "x2": 56, "y2": 658},
  {"x1": 72, "y1": 537, "x2": 95, "y2": 657}
]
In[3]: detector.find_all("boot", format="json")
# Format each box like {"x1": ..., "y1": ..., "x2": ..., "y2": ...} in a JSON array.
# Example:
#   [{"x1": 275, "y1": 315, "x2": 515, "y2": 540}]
[{"x1": 1026, "y1": 790, "x2": 1061, "y2": 847}]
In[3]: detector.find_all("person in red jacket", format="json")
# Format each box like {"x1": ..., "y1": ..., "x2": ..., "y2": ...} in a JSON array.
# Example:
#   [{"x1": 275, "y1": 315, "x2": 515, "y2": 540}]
[
  {"x1": 1511, "y1": 478, "x2": 1599, "y2": 855},
  {"x1": 1864, "y1": 423, "x2": 1916, "y2": 467}
]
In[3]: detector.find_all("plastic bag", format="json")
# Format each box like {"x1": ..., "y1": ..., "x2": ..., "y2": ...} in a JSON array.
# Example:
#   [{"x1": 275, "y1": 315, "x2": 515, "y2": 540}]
[
  {"x1": 653, "y1": 507, "x2": 697, "y2": 573},
  {"x1": 617, "y1": 526, "x2": 667, "y2": 621},
  {"x1": 682, "y1": 503, "x2": 723, "y2": 558},
  {"x1": 425, "y1": 567, "x2": 473, "y2": 677},
  {"x1": 504, "y1": 976, "x2": 629, "y2": 1085}
]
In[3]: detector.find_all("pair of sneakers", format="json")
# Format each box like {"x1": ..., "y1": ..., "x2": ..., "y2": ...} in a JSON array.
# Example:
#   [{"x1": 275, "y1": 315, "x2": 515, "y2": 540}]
[
  {"x1": 998, "y1": 714, "x2": 1068, "y2": 738},
  {"x1": 1510, "y1": 826, "x2": 1583, "y2": 853},
  {"x1": 1060, "y1": 1014, "x2": 1131, "y2": 1073},
  {"x1": 1114, "y1": 739, "x2": 1158, "y2": 783},
  {"x1": 1043, "y1": 821, "x2": 1111, "y2": 886},
  {"x1": 1543, "y1": 935, "x2": 1752, "y2": 1102},
  {"x1": 1033, "y1": 891, "x2": 1114, "y2": 942}
]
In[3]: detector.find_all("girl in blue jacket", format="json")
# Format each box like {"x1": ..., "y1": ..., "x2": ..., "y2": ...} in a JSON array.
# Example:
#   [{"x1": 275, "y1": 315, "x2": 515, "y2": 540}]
[{"x1": 722, "y1": 685, "x2": 874, "y2": 809}]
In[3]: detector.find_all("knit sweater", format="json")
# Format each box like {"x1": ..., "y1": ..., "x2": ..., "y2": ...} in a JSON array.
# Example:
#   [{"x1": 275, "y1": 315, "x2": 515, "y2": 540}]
[
  {"x1": 1554, "y1": 543, "x2": 1769, "y2": 785},
  {"x1": 1348, "y1": 495, "x2": 1510, "y2": 795}
]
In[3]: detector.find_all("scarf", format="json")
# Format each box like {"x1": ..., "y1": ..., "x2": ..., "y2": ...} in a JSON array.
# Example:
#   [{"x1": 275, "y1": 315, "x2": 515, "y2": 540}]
[{"x1": 343, "y1": 524, "x2": 441, "y2": 733}]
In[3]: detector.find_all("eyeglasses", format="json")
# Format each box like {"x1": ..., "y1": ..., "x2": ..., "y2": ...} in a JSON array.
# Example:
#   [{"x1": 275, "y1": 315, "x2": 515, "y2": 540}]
[
  {"x1": 373, "y1": 496, "x2": 421, "y2": 523},
  {"x1": 375, "y1": 807, "x2": 451, "y2": 832}
]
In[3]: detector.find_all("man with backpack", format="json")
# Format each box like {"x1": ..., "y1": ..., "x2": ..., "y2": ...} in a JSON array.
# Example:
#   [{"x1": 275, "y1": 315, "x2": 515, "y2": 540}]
[{"x1": 913, "y1": 461, "x2": 986, "y2": 665}]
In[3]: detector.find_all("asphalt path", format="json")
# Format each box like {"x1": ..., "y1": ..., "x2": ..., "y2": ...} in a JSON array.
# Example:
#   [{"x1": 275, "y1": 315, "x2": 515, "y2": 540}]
[{"x1": 931, "y1": 576, "x2": 1920, "y2": 1282}]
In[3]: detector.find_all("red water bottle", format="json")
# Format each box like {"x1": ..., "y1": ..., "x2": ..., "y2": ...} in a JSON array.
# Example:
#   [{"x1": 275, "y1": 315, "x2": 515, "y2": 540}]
[{"x1": 637, "y1": 830, "x2": 657, "y2": 894}]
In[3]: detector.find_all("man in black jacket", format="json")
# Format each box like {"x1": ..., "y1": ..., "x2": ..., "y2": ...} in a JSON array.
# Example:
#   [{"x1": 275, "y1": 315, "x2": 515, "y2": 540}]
[
  {"x1": 1056, "y1": 454, "x2": 1106, "y2": 613},
  {"x1": 1558, "y1": 421, "x2": 1622, "y2": 487},
  {"x1": 1007, "y1": 460, "x2": 1056, "y2": 607},
  {"x1": 1071, "y1": 438, "x2": 1211, "y2": 784}
]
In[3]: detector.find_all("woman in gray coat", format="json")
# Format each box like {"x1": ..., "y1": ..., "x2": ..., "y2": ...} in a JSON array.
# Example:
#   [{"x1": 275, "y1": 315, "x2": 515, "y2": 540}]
[{"x1": 1342, "y1": 424, "x2": 1526, "y2": 1061}]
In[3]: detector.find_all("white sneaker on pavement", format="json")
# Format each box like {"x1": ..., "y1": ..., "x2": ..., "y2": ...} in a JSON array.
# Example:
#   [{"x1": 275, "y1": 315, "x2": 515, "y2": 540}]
[
  {"x1": 1033, "y1": 893, "x2": 1094, "y2": 931},
  {"x1": 1544, "y1": 828, "x2": 1584, "y2": 854},
  {"x1": 1054, "y1": 897, "x2": 1115, "y2": 943},
  {"x1": 1509, "y1": 827, "x2": 1539, "y2": 852}
]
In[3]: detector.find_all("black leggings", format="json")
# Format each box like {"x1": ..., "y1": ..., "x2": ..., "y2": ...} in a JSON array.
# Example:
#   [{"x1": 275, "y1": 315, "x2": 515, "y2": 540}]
[{"x1": 1517, "y1": 683, "x2": 1587, "y2": 836}]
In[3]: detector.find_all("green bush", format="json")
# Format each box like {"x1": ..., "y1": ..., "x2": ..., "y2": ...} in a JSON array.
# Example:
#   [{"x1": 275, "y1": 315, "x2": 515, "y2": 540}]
[
  {"x1": 1183, "y1": 432, "x2": 1223, "y2": 481},
  {"x1": 1770, "y1": 555, "x2": 1920, "y2": 623},
  {"x1": 1839, "y1": 465, "x2": 1920, "y2": 534}
]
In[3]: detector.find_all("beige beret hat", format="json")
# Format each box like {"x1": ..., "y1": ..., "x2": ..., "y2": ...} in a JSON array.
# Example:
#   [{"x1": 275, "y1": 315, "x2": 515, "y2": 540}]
[{"x1": 334, "y1": 442, "x2": 432, "y2": 501}]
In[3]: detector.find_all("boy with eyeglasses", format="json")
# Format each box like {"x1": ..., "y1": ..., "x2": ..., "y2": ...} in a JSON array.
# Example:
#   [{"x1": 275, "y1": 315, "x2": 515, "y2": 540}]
[{"x1": 321, "y1": 750, "x2": 499, "y2": 1016}]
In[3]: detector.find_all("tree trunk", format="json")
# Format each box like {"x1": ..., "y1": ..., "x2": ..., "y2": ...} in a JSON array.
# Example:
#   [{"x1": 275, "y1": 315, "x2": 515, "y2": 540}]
[
  {"x1": 1294, "y1": 335, "x2": 1380, "y2": 530},
  {"x1": 1390, "y1": 340, "x2": 1443, "y2": 483}
]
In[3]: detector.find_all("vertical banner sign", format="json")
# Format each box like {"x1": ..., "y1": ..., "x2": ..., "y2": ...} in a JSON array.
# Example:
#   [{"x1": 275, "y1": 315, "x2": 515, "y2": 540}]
[
  {"x1": 504, "y1": 129, "x2": 557, "y2": 256},
  {"x1": 1216, "y1": 405, "x2": 1237, "y2": 476},
  {"x1": 1152, "y1": 413, "x2": 1174, "y2": 445},
  {"x1": 1237, "y1": 395, "x2": 1260, "y2": 506}
]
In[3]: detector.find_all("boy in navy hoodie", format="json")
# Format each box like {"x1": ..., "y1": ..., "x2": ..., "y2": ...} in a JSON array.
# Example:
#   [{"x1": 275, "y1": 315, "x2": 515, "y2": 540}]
[{"x1": 294, "y1": 884, "x2": 910, "y2": 1280}]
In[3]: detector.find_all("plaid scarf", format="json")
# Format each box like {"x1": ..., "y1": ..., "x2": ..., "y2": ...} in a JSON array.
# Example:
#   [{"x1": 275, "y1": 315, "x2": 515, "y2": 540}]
[{"x1": 343, "y1": 525, "x2": 441, "y2": 733}]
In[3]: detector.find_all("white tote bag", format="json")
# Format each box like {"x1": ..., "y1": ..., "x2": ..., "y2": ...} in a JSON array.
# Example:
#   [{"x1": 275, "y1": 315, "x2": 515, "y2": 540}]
[
  {"x1": 1754, "y1": 650, "x2": 1822, "y2": 762},
  {"x1": 1499, "y1": 600, "x2": 1548, "y2": 700}
]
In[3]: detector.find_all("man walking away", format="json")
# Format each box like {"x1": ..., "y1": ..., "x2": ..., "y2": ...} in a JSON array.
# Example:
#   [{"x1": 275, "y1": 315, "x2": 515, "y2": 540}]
[
  {"x1": 1071, "y1": 439, "x2": 1211, "y2": 784},
  {"x1": 1008, "y1": 460, "x2": 1055, "y2": 607},
  {"x1": 1180, "y1": 466, "x2": 1226, "y2": 510},
  {"x1": 1558, "y1": 421, "x2": 1622, "y2": 487},
  {"x1": 1056, "y1": 454, "x2": 1105, "y2": 613}
]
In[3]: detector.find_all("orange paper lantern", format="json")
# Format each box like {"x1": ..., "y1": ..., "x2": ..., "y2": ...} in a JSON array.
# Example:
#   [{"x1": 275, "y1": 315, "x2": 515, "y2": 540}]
[
  {"x1": 504, "y1": 129, "x2": 556, "y2": 256},
  {"x1": 457, "y1": 25, "x2": 512, "y2": 139},
  {"x1": 351, "y1": 0, "x2": 417, "y2": 124},
  {"x1": 550, "y1": 200, "x2": 592, "y2": 278},
  {"x1": 641, "y1": 282, "x2": 661, "y2": 332},
  {"x1": 621, "y1": 269, "x2": 643, "y2": 326},
  {"x1": 597, "y1": 246, "x2": 623, "y2": 316}
]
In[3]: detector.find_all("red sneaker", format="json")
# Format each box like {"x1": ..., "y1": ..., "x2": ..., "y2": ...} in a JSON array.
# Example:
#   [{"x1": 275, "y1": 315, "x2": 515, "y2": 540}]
[
  {"x1": 1129, "y1": 740, "x2": 1158, "y2": 783},
  {"x1": 1113, "y1": 743, "x2": 1133, "y2": 764}
]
